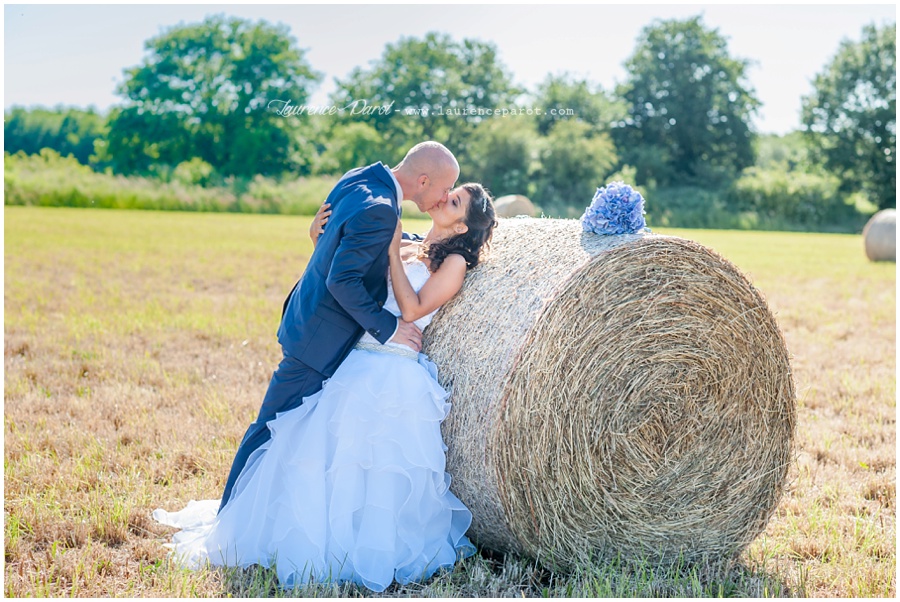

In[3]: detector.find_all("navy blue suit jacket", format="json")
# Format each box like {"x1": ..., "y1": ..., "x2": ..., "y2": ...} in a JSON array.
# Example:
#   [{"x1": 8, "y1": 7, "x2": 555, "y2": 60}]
[{"x1": 278, "y1": 162, "x2": 401, "y2": 377}]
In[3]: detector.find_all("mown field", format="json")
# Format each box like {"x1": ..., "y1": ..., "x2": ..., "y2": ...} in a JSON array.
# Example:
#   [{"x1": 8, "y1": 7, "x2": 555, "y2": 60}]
[{"x1": 4, "y1": 206, "x2": 895, "y2": 597}]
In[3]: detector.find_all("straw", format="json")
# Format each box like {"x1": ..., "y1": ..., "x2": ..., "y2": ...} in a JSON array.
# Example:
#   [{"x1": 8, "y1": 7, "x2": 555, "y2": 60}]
[{"x1": 423, "y1": 218, "x2": 796, "y2": 569}]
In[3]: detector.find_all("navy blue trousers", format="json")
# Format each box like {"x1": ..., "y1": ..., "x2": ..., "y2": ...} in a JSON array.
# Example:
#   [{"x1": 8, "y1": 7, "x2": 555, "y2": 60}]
[{"x1": 218, "y1": 352, "x2": 326, "y2": 513}]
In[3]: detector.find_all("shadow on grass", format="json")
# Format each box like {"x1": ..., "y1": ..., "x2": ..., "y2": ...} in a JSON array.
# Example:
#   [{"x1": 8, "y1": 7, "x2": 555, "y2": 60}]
[{"x1": 200, "y1": 547, "x2": 795, "y2": 598}]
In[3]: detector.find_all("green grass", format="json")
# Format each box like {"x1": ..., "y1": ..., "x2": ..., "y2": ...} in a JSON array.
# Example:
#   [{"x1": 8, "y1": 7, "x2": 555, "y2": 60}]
[
  {"x1": 654, "y1": 227, "x2": 893, "y2": 287},
  {"x1": 4, "y1": 207, "x2": 895, "y2": 597}
]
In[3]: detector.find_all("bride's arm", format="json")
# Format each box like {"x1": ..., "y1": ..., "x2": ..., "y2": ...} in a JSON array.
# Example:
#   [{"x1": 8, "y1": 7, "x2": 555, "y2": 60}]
[{"x1": 389, "y1": 223, "x2": 466, "y2": 323}]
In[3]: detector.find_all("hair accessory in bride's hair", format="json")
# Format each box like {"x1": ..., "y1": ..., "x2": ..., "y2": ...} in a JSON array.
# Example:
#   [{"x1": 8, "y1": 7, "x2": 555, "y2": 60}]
[{"x1": 482, "y1": 197, "x2": 487, "y2": 212}]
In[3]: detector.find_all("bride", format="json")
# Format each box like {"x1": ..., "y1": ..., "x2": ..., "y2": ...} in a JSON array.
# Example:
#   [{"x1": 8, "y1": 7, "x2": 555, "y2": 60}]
[{"x1": 153, "y1": 183, "x2": 497, "y2": 592}]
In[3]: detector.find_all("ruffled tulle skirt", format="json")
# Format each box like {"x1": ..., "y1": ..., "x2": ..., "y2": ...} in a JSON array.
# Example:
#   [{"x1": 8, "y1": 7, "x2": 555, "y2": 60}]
[{"x1": 152, "y1": 348, "x2": 475, "y2": 592}]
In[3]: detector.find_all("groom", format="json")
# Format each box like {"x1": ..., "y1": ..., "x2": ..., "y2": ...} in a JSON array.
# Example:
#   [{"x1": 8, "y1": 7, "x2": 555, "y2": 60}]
[{"x1": 218, "y1": 141, "x2": 460, "y2": 511}]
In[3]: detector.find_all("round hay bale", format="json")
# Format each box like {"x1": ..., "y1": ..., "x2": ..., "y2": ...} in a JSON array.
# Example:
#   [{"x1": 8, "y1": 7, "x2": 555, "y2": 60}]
[
  {"x1": 863, "y1": 209, "x2": 896, "y2": 262},
  {"x1": 424, "y1": 218, "x2": 796, "y2": 569},
  {"x1": 494, "y1": 194, "x2": 537, "y2": 218}
]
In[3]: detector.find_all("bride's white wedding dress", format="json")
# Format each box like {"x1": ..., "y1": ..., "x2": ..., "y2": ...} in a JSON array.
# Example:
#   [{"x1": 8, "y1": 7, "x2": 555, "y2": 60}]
[{"x1": 153, "y1": 258, "x2": 475, "y2": 592}]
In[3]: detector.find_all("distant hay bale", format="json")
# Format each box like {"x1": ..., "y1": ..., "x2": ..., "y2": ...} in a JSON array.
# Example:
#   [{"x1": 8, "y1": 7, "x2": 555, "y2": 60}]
[
  {"x1": 863, "y1": 209, "x2": 896, "y2": 262},
  {"x1": 493, "y1": 194, "x2": 537, "y2": 217},
  {"x1": 424, "y1": 218, "x2": 796, "y2": 569}
]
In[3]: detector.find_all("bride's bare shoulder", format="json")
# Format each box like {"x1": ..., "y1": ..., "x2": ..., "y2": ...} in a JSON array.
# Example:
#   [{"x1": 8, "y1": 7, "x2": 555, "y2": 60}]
[{"x1": 435, "y1": 253, "x2": 467, "y2": 273}]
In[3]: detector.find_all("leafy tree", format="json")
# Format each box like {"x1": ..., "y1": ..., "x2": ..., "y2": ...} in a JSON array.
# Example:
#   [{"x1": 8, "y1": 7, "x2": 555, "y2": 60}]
[
  {"x1": 754, "y1": 132, "x2": 815, "y2": 172},
  {"x1": 106, "y1": 14, "x2": 321, "y2": 177},
  {"x1": 316, "y1": 122, "x2": 386, "y2": 175},
  {"x1": 533, "y1": 120, "x2": 618, "y2": 216},
  {"x1": 4, "y1": 106, "x2": 106, "y2": 165},
  {"x1": 173, "y1": 157, "x2": 217, "y2": 187},
  {"x1": 332, "y1": 32, "x2": 519, "y2": 167},
  {"x1": 613, "y1": 16, "x2": 759, "y2": 187},
  {"x1": 101, "y1": 105, "x2": 188, "y2": 174},
  {"x1": 801, "y1": 22, "x2": 896, "y2": 209},
  {"x1": 464, "y1": 116, "x2": 537, "y2": 197},
  {"x1": 531, "y1": 74, "x2": 626, "y2": 136}
]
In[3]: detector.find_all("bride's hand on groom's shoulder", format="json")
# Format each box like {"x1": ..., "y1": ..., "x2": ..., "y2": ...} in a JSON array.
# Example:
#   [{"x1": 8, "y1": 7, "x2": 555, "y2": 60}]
[{"x1": 309, "y1": 202, "x2": 331, "y2": 246}]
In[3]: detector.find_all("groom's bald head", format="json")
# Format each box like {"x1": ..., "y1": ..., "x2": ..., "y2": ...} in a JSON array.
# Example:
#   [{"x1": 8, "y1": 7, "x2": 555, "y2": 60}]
[
  {"x1": 398, "y1": 141, "x2": 459, "y2": 176},
  {"x1": 393, "y1": 141, "x2": 460, "y2": 212}
]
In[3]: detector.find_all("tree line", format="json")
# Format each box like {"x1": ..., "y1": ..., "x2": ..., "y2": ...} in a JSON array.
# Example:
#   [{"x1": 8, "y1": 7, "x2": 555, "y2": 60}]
[{"x1": 4, "y1": 14, "x2": 895, "y2": 227}]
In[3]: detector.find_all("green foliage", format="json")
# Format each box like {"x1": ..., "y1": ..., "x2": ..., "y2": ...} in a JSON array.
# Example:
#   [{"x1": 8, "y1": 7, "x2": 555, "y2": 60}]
[
  {"x1": 617, "y1": 144, "x2": 673, "y2": 190},
  {"x1": 734, "y1": 131, "x2": 873, "y2": 230},
  {"x1": 613, "y1": 16, "x2": 759, "y2": 187},
  {"x1": 531, "y1": 73, "x2": 626, "y2": 136},
  {"x1": 645, "y1": 186, "x2": 735, "y2": 229},
  {"x1": 605, "y1": 165, "x2": 650, "y2": 201},
  {"x1": 645, "y1": 170, "x2": 870, "y2": 232},
  {"x1": 315, "y1": 122, "x2": 385, "y2": 175},
  {"x1": 106, "y1": 14, "x2": 321, "y2": 177},
  {"x1": 331, "y1": 32, "x2": 520, "y2": 167},
  {"x1": 4, "y1": 150, "x2": 336, "y2": 215},
  {"x1": 236, "y1": 174, "x2": 338, "y2": 215},
  {"x1": 4, "y1": 105, "x2": 107, "y2": 166},
  {"x1": 173, "y1": 158, "x2": 217, "y2": 187},
  {"x1": 6, "y1": 20, "x2": 890, "y2": 233},
  {"x1": 5, "y1": 149, "x2": 232, "y2": 211},
  {"x1": 464, "y1": 117, "x2": 537, "y2": 198},
  {"x1": 754, "y1": 132, "x2": 815, "y2": 171},
  {"x1": 726, "y1": 167, "x2": 865, "y2": 228},
  {"x1": 532, "y1": 121, "x2": 618, "y2": 216},
  {"x1": 801, "y1": 22, "x2": 896, "y2": 209}
]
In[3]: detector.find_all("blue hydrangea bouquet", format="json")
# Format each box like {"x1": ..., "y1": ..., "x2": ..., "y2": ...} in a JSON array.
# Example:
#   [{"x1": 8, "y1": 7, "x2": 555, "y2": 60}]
[{"x1": 580, "y1": 181, "x2": 648, "y2": 235}]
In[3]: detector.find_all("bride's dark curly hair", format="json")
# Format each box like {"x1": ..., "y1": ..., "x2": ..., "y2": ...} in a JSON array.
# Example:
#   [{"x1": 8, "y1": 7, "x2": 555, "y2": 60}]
[{"x1": 425, "y1": 183, "x2": 498, "y2": 272}]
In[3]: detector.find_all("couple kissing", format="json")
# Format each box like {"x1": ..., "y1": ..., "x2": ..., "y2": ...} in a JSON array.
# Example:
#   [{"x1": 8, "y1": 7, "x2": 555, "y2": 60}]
[{"x1": 154, "y1": 141, "x2": 498, "y2": 592}]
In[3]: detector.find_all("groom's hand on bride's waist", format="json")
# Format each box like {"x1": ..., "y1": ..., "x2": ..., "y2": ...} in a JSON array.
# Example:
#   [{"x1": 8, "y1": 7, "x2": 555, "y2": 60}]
[{"x1": 389, "y1": 320, "x2": 423, "y2": 352}]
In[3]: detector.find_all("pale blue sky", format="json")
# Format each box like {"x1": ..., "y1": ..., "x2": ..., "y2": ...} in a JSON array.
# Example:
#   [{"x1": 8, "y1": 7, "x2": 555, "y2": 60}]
[{"x1": 4, "y1": 3, "x2": 896, "y2": 134}]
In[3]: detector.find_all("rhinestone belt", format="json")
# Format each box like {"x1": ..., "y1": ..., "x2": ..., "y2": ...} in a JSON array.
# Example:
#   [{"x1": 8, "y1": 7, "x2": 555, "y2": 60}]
[{"x1": 354, "y1": 341, "x2": 418, "y2": 361}]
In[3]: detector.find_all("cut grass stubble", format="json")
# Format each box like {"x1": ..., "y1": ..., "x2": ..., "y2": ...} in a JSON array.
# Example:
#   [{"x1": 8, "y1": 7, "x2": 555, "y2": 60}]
[{"x1": 4, "y1": 207, "x2": 895, "y2": 597}]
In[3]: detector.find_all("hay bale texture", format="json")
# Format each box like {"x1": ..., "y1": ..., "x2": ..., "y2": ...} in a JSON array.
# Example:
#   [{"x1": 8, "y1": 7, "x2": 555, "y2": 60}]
[
  {"x1": 493, "y1": 194, "x2": 537, "y2": 217},
  {"x1": 863, "y1": 209, "x2": 896, "y2": 262},
  {"x1": 423, "y1": 218, "x2": 796, "y2": 569}
]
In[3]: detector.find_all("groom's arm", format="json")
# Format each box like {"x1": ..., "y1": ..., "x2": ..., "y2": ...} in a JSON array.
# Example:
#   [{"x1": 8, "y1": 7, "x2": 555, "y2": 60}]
[{"x1": 325, "y1": 204, "x2": 399, "y2": 345}]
